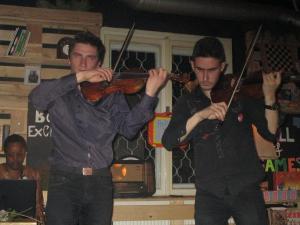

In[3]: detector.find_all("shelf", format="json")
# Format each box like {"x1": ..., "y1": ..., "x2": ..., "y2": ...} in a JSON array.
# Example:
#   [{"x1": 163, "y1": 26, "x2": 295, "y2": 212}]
[{"x1": 0, "y1": 55, "x2": 69, "y2": 66}]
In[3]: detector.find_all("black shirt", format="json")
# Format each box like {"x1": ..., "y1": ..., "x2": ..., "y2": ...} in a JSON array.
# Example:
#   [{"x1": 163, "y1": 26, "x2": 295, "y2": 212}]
[{"x1": 162, "y1": 88, "x2": 276, "y2": 197}]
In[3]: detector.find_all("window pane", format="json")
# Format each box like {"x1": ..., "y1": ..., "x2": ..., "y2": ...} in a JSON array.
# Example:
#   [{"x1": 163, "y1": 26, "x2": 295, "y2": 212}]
[
  {"x1": 111, "y1": 50, "x2": 156, "y2": 161},
  {"x1": 171, "y1": 54, "x2": 196, "y2": 184}
]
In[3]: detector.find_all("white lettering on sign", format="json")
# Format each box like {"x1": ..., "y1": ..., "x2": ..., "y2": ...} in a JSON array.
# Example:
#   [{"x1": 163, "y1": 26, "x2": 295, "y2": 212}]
[
  {"x1": 279, "y1": 127, "x2": 295, "y2": 143},
  {"x1": 28, "y1": 125, "x2": 52, "y2": 137},
  {"x1": 35, "y1": 110, "x2": 50, "y2": 123}
]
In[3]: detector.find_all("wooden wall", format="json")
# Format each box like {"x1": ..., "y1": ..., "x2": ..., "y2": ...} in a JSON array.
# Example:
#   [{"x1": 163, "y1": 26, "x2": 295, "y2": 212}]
[{"x1": 0, "y1": 5, "x2": 102, "y2": 141}]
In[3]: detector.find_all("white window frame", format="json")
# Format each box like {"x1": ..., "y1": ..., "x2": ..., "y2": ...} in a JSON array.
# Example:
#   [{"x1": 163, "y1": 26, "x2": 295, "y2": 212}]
[{"x1": 101, "y1": 27, "x2": 232, "y2": 196}]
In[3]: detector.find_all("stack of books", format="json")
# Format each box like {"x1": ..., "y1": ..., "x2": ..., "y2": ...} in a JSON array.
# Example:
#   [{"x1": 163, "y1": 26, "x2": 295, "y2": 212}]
[{"x1": 5, "y1": 27, "x2": 31, "y2": 56}]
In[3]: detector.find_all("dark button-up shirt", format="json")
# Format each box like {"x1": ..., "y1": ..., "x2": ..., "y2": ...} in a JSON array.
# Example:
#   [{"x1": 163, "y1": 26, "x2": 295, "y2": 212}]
[
  {"x1": 29, "y1": 74, "x2": 158, "y2": 169},
  {"x1": 162, "y1": 88, "x2": 276, "y2": 197}
]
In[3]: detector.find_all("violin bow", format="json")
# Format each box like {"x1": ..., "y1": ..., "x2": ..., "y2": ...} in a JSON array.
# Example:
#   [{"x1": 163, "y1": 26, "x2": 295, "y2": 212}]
[
  {"x1": 227, "y1": 25, "x2": 263, "y2": 109},
  {"x1": 113, "y1": 22, "x2": 136, "y2": 73}
]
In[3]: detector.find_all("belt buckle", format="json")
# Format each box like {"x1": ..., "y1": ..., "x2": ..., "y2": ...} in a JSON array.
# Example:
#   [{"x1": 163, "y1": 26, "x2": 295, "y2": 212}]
[{"x1": 82, "y1": 167, "x2": 93, "y2": 176}]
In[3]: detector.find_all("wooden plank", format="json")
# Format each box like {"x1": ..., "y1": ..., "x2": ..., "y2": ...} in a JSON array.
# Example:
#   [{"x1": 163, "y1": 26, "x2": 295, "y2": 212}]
[
  {"x1": 0, "y1": 67, "x2": 70, "y2": 79},
  {"x1": 0, "y1": 5, "x2": 102, "y2": 27},
  {"x1": 0, "y1": 96, "x2": 28, "y2": 110},
  {"x1": 87, "y1": 26, "x2": 100, "y2": 36},
  {"x1": 170, "y1": 221, "x2": 185, "y2": 225},
  {"x1": 0, "y1": 29, "x2": 14, "y2": 41},
  {"x1": 27, "y1": 24, "x2": 42, "y2": 44},
  {"x1": 43, "y1": 23, "x2": 88, "y2": 31},
  {"x1": 43, "y1": 33, "x2": 74, "y2": 44},
  {"x1": 26, "y1": 43, "x2": 42, "y2": 57},
  {"x1": 112, "y1": 204, "x2": 194, "y2": 221},
  {"x1": 0, "y1": 19, "x2": 26, "y2": 26},
  {"x1": 0, "y1": 82, "x2": 33, "y2": 96},
  {"x1": 42, "y1": 48, "x2": 57, "y2": 59},
  {"x1": 0, "y1": 56, "x2": 68, "y2": 66},
  {"x1": 115, "y1": 196, "x2": 195, "y2": 202},
  {"x1": 0, "y1": 66, "x2": 24, "y2": 78},
  {"x1": 1, "y1": 109, "x2": 28, "y2": 134},
  {"x1": 41, "y1": 68, "x2": 70, "y2": 79},
  {"x1": 0, "y1": 46, "x2": 7, "y2": 55},
  {"x1": 10, "y1": 109, "x2": 27, "y2": 133}
]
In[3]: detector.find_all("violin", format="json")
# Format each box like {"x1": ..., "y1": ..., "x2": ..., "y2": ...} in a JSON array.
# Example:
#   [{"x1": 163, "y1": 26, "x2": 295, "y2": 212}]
[
  {"x1": 80, "y1": 71, "x2": 190, "y2": 102},
  {"x1": 184, "y1": 72, "x2": 266, "y2": 102},
  {"x1": 210, "y1": 69, "x2": 295, "y2": 104},
  {"x1": 210, "y1": 73, "x2": 264, "y2": 103},
  {"x1": 79, "y1": 22, "x2": 190, "y2": 102}
]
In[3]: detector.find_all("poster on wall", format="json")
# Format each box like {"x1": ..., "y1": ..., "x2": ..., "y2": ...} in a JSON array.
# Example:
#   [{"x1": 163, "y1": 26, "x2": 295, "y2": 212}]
[
  {"x1": 148, "y1": 112, "x2": 171, "y2": 148},
  {"x1": 262, "y1": 114, "x2": 300, "y2": 190},
  {"x1": 26, "y1": 101, "x2": 52, "y2": 189}
]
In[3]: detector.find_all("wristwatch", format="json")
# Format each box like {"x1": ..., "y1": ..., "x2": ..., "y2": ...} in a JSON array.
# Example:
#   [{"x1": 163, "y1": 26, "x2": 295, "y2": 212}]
[{"x1": 264, "y1": 102, "x2": 280, "y2": 110}]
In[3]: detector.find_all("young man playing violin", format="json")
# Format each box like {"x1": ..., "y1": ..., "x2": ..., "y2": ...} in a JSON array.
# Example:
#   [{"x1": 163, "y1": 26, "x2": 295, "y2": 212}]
[
  {"x1": 162, "y1": 37, "x2": 281, "y2": 225},
  {"x1": 29, "y1": 31, "x2": 168, "y2": 225}
]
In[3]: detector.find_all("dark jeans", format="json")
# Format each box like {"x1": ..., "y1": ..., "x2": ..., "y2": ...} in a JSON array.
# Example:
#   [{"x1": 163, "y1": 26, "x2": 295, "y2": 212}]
[
  {"x1": 195, "y1": 184, "x2": 268, "y2": 225},
  {"x1": 46, "y1": 169, "x2": 113, "y2": 225}
]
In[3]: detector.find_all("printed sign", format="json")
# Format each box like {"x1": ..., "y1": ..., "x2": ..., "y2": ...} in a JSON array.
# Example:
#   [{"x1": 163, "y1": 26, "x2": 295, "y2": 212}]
[{"x1": 27, "y1": 101, "x2": 52, "y2": 189}]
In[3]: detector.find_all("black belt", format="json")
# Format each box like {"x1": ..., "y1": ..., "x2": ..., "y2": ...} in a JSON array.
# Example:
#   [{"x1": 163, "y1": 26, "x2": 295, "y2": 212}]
[{"x1": 51, "y1": 165, "x2": 111, "y2": 176}]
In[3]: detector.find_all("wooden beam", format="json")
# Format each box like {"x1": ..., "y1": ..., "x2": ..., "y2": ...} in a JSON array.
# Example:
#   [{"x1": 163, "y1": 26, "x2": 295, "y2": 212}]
[
  {"x1": 0, "y1": 5, "x2": 102, "y2": 28},
  {"x1": 27, "y1": 24, "x2": 42, "y2": 44},
  {"x1": 0, "y1": 56, "x2": 68, "y2": 66},
  {"x1": 112, "y1": 204, "x2": 194, "y2": 221},
  {"x1": 0, "y1": 96, "x2": 28, "y2": 110},
  {"x1": 0, "y1": 82, "x2": 33, "y2": 97}
]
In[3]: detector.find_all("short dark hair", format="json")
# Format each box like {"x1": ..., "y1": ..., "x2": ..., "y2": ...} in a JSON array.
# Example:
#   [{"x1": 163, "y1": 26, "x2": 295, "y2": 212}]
[
  {"x1": 3, "y1": 134, "x2": 27, "y2": 153},
  {"x1": 68, "y1": 31, "x2": 106, "y2": 64},
  {"x1": 191, "y1": 37, "x2": 226, "y2": 62}
]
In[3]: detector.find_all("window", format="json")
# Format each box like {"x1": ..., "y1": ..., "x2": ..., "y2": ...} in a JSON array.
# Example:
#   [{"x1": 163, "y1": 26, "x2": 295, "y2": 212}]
[{"x1": 101, "y1": 27, "x2": 232, "y2": 195}]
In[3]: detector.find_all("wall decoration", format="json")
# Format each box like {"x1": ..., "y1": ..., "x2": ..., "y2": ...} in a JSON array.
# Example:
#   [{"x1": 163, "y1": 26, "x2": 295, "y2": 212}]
[
  {"x1": 24, "y1": 65, "x2": 41, "y2": 85},
  {"x1": 57, "y1": 37, "x2": 74, "y2": 59}
]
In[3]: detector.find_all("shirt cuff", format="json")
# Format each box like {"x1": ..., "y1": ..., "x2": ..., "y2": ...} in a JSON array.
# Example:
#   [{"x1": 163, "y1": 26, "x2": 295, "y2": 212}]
[{"x1": 139, "y1": 94, "x2": 159, "y2": 110}]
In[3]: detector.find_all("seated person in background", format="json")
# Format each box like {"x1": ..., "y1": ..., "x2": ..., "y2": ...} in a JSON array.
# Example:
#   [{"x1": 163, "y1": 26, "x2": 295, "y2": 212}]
[{"x1": 0, "y1": 134, "x2": 45, "y2": 224}]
